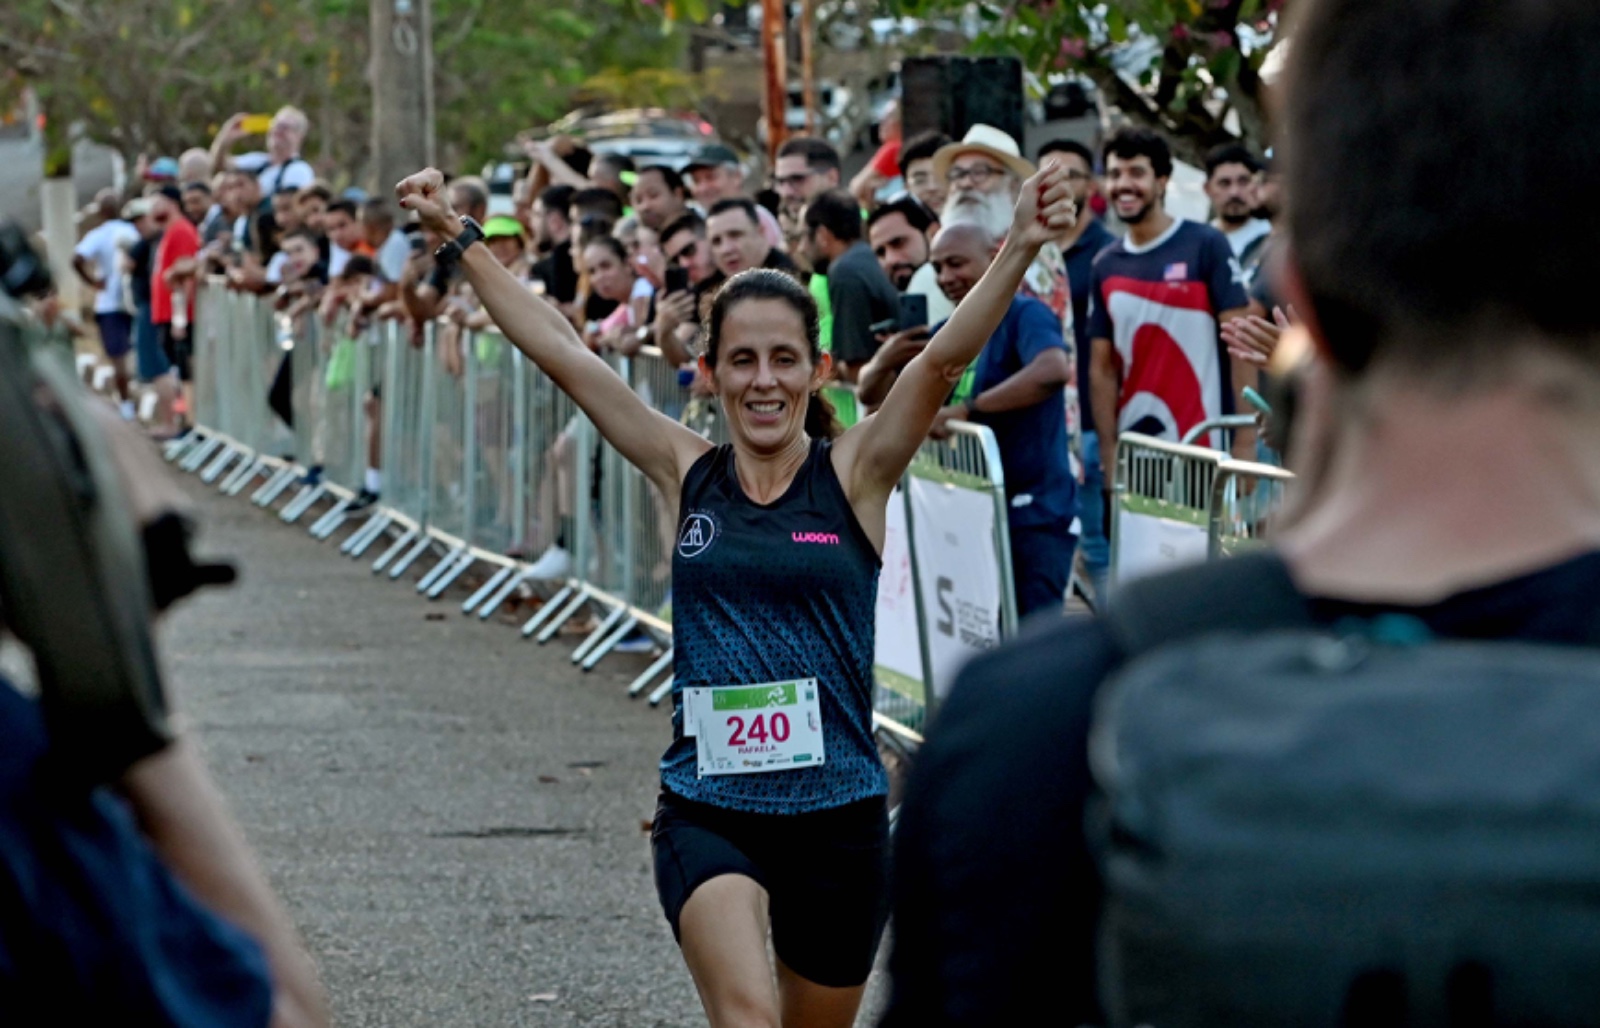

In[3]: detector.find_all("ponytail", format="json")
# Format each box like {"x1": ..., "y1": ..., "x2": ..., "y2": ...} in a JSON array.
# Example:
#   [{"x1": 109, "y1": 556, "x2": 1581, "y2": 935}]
[{"x1": 805, "y1": 389, "x2": 842, "y2": 440}]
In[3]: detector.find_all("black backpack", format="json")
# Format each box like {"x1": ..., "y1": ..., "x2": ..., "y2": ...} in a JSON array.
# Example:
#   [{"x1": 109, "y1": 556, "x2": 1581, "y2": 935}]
[{"x1": 1092, "y1": 554, "x2": 1600, "y2": 1027}]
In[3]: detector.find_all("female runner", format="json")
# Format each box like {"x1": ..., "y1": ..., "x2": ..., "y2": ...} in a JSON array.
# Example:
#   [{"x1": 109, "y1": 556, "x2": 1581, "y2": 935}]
[{"x1": 397, "y1": 166, "x2": 1076, "y2": 1027}]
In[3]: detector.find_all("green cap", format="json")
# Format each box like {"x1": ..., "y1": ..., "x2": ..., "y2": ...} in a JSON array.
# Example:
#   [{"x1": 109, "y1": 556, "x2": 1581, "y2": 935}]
[{"x1": 482, "y1": 215, "x2": 526, "y2": 241}]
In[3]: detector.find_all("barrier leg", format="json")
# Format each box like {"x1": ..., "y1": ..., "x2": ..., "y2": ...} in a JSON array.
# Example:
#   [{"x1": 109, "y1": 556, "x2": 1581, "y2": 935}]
[
  {"x1": 521, "y1": 583, "x2": 576, "y2": 638},
  {"x1": 372, "y1": 525, "x2": 418, "y2": 574},
  {"x1": 253, "y1": 466, "x2": 299, "y2": 506},
  {"x1": 279, "y1": 483, "x2": 326, "y2": 523},
  {"x1": 164, "y1": 431, "x2": 204, "y2": 463},
  {"x1": 462, "y1": 566, "x2": 513, "y2": 614},
  {"x1": 426, "y1": 552, "x2": 476, "y2": 599},
  {"x1": 222, "y1": 456, "x2": 266, "y2": 495},
  {"x1": 343, "y1": 513, "x2": 392, "y2": 556},
  {"x1": 475, "y1": 568, "x2": 530, "y2": 620},
  {"x1": 179, "y1": 435, "x2": 223, "y2": 472},
  {"x1": 310, "y1": 499, "x2": 352, "y2": 539},
  {"x1": 647, "y1": 674, "x2": 676, "y2": 707},
  {"x1": 387, "y1": 532, "x2": 435, "y2": 579},
  {"x1": 581, "y1": 614, "x2": 640, "y2": 672},
  {"x1": 628, "y1": 648, "x2": 674, "y2": 697},
  {"x1": 571, "y1": 606, "x2": 628, "y2": 665},
  {"x1": 200, "y1": 444, "x2": 241, "y2": 483},
  {"x1": 416, "y1": 544, "x2": 465, "y2": 593},
  {"x1": 535, "y1": 589, "x2": 591, "y2": 645}
]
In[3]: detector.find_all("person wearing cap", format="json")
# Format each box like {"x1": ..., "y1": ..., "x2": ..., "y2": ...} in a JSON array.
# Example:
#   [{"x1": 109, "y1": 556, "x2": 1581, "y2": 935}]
[
  {"x1": 209, "y1": 107, "x2": 314, "y2": 199},
  {"x1": 73, "y1": 190, "x2": 142, "y2": 419},
  {"x1": 683, "y1": 144, "x2": 788, "y2": 253},
  {"x1": 140, "y1": 156, "x2": 182, "y2": 185},
  {"x1": 935, "y1": 124, "x2": 1082, "y2": 466},
  {"x1": 482, "y1": 215, "x2": 534, "y2": 282}
]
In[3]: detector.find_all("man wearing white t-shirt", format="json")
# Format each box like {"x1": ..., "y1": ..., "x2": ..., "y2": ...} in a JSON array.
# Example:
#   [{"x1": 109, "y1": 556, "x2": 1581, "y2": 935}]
[
  {"x1": 73, "y1": 190, "x2": 142, "y2": 418},
  {"x1": 208, "y1": 106, "x2": 315, "y2": 198},
  {"x1": 1204, "y1": 143, "x2": 1271, "y2": 260}
]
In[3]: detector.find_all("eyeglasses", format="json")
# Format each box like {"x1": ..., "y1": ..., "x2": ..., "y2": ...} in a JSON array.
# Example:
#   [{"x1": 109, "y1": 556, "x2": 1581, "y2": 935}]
[
  {"x1": 774, "y1": 172, "x2": 816, "y2": 189},
  {"x1": 947, "y1": 163, "x2": 1005, "y2": 187},
  {"x1": 667, "y1": 240, "x2": 700, "y2": 266}
]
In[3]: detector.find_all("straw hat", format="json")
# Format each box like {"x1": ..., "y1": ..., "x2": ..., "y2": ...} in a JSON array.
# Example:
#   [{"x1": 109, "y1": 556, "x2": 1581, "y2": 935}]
[{"x1": 930, "y1": 124, "x2": 1036, "y2": 186}]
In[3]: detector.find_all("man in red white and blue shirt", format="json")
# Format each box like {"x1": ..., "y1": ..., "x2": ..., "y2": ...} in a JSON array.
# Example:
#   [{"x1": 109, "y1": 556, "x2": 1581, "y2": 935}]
[{"x1": 1088, "y1": 128, "x2": 1253, "y2": 456}]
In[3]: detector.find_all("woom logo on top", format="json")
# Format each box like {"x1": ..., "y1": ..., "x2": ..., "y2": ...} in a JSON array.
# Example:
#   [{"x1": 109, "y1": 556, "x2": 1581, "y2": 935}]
[{"x1": 791, "y1": 531, "x2": 840, "y2": 545}]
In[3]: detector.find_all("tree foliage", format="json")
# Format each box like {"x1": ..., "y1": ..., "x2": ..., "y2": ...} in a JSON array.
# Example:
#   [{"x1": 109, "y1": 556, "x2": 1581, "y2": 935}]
[
  {"x1": 0, "y1": 0, "x2": 686, "y2": 182},
  {"x1": 886, "y1": 0, "x2": 1286, "y2": 164}
]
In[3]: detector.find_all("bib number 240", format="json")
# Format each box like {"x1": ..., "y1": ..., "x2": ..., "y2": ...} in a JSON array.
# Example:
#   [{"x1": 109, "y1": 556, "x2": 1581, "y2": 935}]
[{"x1": 685, "y1": 678, "x2": 825, "y2": 777}]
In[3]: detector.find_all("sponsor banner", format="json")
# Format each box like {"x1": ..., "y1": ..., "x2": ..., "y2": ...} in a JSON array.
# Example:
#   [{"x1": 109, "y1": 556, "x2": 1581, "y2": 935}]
[
  {"x1": 873, "y1": 486, "x2": 925, "y2": 701},
  {"x1": 1113, "y1": 508, "x2": 1209, "y2": 585},
  {"x1": 908, "y1": 474, "x2": 1003, "y2": 702}
]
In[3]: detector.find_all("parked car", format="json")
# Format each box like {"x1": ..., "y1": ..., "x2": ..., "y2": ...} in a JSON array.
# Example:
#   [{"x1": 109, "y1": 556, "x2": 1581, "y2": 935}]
[{"x1": 516, "y1": 108, "x2": 721, "y2": 172}]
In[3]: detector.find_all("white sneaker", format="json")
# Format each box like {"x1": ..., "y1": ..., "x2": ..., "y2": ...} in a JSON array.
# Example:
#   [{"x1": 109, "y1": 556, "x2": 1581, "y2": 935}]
[{"x1": 525, "y1": 544, "x2": 573, "y2": 580}]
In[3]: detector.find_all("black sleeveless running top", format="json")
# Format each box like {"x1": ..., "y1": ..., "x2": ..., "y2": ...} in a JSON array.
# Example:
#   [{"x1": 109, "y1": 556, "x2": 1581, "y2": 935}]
[{"x1": 659, "y1": 439, "x2": 888, "y2": 813}]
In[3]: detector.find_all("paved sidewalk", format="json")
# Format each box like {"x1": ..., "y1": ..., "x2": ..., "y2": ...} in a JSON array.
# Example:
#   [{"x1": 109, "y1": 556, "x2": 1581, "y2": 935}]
[{"x1": 161, "y1": 475, "x2": 887, "y2": 1026}]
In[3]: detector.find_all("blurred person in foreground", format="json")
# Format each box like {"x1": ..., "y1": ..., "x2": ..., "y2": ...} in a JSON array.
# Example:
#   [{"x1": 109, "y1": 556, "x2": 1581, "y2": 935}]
[
  {"x1": 886, "y1": 0, "x2": 1600, "y2": 1024},
  {"x1": 0, "y1": 245, "x2": 329, "y2": 1025}
]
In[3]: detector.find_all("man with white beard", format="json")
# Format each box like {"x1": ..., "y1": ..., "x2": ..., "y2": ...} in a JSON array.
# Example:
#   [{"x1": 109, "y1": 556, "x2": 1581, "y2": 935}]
[{"x1": 934, "y1": 126, "x2": 1082, "y2": 467}]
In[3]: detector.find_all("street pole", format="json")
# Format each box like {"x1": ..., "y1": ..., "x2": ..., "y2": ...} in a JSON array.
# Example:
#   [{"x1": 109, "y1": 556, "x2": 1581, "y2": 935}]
[
  {"x1": 761, "y1": 0, "x2": 788, "y2": 165},
  {"x1": 801, "y1": 0, "x2": 815, "y2": 137},
  {"x1": 370, "y1": 0, "x2": 436, "y2": 196}
]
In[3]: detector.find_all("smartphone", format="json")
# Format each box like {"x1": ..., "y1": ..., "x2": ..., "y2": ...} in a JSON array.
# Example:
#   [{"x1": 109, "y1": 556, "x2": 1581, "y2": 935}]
[
  {"x1": 240, "y1": 113, "x2": 275, "y2": 135},
  {"x1": 666, "y1": 266, "x2": 690, "y2": 294},
  {"x1": 899, "y1": 293, "x2": 929, "y2": 330}
]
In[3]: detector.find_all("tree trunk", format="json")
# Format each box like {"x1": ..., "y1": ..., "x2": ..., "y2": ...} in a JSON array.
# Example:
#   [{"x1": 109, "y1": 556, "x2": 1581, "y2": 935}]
[{"x1": 370, "y1": 0, "x2": 436, "y2": 197}]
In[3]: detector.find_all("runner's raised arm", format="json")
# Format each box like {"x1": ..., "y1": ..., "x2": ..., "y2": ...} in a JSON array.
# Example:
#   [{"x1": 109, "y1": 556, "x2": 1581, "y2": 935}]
[
  {"x1": 838, "y1": 164, "x2": 1077, "y2": 503},
  {"x1": 396, "y1": 168, "x2": 708, "y2": 497}
]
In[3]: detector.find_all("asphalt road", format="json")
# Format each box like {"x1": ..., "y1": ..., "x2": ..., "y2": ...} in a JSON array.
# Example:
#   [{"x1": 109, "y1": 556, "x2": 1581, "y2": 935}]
[{"x1": 163, "y1": 475, "x2": 889, "y2": 1026}]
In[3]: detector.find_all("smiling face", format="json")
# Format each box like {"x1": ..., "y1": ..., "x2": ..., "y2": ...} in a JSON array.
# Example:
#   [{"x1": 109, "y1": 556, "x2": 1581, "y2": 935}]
[
  {"x1": 1106, "y1": 153, "x2": 1167, "y2": 226},
  {"x1": 632, "y1": 169, "x2": 687, "y2": 231},
  {"x1": 704, "y1": 297, "x2": 829, "y2": 454}
]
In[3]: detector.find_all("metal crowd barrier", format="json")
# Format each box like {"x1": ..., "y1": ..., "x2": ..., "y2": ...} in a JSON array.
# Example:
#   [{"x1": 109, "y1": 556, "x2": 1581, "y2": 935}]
[
  {"x1": 1110, "y1": 430, "x2": 1296, "y2": 584},
  {"x1": 173, "y1": 281, "x2": 1031, "y2": 745}
]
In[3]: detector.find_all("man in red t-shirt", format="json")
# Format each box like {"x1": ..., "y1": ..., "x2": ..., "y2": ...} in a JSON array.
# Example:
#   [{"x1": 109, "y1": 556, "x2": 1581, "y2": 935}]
[{"x1": 151, "y1": 185, "x2": 201, "y2": 426}]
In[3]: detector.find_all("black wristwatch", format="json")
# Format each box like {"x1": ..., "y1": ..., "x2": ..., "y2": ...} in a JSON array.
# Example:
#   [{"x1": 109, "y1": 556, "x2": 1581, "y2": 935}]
[{"x1": 433, "y1": 216, "x2": 485, "y2": 265}]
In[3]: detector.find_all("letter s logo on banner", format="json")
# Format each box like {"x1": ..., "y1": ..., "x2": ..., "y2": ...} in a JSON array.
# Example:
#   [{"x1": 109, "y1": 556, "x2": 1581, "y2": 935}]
[
  {"x1": 678, "y1": 512, "x2": 718, "y2": 558},
  {"x1": 936, "y1": 576, "x2": 954, "y2": 637}
]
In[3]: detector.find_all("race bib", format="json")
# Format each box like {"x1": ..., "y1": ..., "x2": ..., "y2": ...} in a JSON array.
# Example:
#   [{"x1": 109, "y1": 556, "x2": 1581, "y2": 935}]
[{"x1": 684, "y1": 679, "x2": 826, "y2": 777}]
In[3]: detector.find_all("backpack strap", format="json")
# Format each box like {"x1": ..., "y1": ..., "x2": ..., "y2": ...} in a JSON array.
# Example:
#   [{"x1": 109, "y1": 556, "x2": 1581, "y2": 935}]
[{"x1": 1104, "y1": 552, "x2": 1315, "y2": 661}]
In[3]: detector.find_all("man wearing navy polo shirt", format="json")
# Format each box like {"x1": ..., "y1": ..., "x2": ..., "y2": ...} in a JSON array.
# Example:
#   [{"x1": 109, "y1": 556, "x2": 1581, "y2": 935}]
[{"x1": 928, "y1": 223, "x2": 1077, "y2": 619}]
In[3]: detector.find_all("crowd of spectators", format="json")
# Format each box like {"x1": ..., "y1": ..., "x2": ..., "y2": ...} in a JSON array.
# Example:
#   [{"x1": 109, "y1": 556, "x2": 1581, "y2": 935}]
[{"x1": 59, "y1": 90, "x2": 1288, "y2": 617}]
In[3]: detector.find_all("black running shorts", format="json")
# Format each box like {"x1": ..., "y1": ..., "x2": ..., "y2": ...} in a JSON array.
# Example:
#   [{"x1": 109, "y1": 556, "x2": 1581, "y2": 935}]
[{"x1": 651, "y1": 789, "x2": 889, "y2": 988}]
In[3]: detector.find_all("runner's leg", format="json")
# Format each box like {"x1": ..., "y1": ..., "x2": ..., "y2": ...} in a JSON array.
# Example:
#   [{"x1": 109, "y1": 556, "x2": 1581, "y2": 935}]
[
  {"x1": 776, "y1": 959, "x2": 867, "y2": 1028},
  {"x1": 678, "y1": 874, "x2": 781, "y2": 1028}
]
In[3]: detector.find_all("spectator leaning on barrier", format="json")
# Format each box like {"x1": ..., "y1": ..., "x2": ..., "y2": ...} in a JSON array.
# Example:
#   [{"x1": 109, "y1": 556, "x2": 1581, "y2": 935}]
[
  {"x1": 361, "y1": 198, "x2": 410, "y2": 286},
  {"x1": 705, "y1": 196, "x2": 799, "y2": 282},
  {"x1": 655, "y1": 211, "x2": 718, "y2": 366},
  {"x1": 529, "y1": 183, "x2": 578, "y2": 303},
  {"x1": 1204, "y1": 141, "x2": 1271, "y2": 261},
  {"x1": 889, "y1": 1, "x2": 1600, "y2": 1022},
  {"x1": 73, "y1": 189, "x2": 141, "y2": 419},
  {"x1": 631, "y1": 164, "x2": 690, "y2": 233},
  {"x1": 323, "y1": 199, "x2": 369, "y2": 278},
  {"x1": 802, "y1": 189, "x2": 899, "y2": 383},
  {"x1": 1040, "y1": 137, "x2": 1119, "y2": 603},
  {"x1": 1088, "y1": 127, "x2": 1254, "y2": 458},
  {"x1": 682, "y1": 144, "x2": 786, "y2": 253}
]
